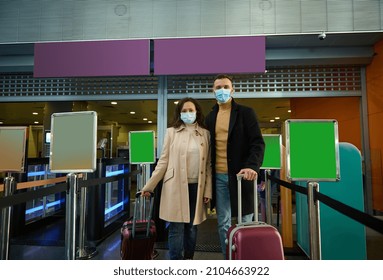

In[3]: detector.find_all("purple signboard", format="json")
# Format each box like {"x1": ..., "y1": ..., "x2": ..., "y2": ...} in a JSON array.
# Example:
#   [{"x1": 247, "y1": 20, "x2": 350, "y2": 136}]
[
  {"x1": 154, "y1": 36, "x2": 265, "y2": 75},
  {"x1": 34, "y1": 40, "x2": 150, "y2": 77}
]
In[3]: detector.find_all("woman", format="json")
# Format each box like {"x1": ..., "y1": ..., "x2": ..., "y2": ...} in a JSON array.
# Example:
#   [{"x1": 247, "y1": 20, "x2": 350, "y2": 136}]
[{"x1": 141, "y1": 97, "x2": 212, "y2": 260}]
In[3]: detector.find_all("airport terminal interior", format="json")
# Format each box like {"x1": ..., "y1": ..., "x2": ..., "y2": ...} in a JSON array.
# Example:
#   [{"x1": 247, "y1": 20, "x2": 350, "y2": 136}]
[{"x1": 1, "y1": 0, "x2": 383, "y2": 261}]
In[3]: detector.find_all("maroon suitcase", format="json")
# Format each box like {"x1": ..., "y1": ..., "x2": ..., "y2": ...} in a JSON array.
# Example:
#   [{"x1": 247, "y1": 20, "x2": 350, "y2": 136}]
[
  {"x1": 120, "y1": 192, "x2": 157, "y2": 260},
  {"x1": 226, "y1": 174, "x2": 284, "y2": 260}
]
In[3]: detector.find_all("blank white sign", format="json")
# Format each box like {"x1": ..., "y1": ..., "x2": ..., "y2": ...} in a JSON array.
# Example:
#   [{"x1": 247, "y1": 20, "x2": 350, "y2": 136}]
[
  {"x1": 49, "y1": 111, "x2": 97, "y2": 173},
  {"x1": 0, "y1": 127, "x2": 27, "y2": 172}
]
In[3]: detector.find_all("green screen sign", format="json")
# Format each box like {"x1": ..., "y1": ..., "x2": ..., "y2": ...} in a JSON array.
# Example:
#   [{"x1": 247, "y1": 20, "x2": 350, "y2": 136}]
[
  {"x1": 261, "y1": 134, "x2": 282, "y2": 169},
  {"x1": 286, "y1": 119, "x2": 340, "y2": 181},
  {"x1": 129, "y1": 131, "x2": 155, "y2": 164}
]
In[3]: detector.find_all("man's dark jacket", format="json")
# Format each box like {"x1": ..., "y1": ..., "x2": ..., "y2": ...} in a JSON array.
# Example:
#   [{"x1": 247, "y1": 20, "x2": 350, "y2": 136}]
[{"x1": 205, "y1": 99, "x2": 265, "y2": 217}]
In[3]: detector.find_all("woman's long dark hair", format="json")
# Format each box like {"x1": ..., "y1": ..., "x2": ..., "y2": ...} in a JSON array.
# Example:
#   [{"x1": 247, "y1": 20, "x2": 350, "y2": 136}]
[{"x1": 169, "y1": 97, "x2": 206, "y2": 129}]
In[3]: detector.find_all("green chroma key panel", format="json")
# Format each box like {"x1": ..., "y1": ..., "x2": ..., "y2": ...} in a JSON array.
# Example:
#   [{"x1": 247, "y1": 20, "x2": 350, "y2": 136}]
[
  {"x1": 285, "y1": 119, "x2": 340, "y2": 181},
  {"x1": 0, "y1": 126, "x2": 27, "y2": 172},
  {"x1": 129, "y1": 131, "x2": 155, "y2": 164},
  {"x1": 296, "y1": 143, "x2": 366, "y2": 259},
  {"x1": 50, "y1": 111, "x2": 98, "y2": 173},
  {"x1": 261, "y1": 134, "x2": 282, "y2": 170}
]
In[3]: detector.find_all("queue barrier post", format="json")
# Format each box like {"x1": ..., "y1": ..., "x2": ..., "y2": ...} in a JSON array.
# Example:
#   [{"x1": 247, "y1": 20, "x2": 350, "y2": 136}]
[
  {"x1": 0, "y1": 174, "x2": 15, "y2": 260},
  {"x1": 265, "y1": 169, "x2": 273, "y2": 225},
  {"x1": 76, "y1": 173, "x2": 97, "y2": 260},
  {"x1": 65, "y1": 173, "x2": 78, "y2": 260},
  {"x1": 307, "y1": 181, "x2": 321, "y2": 260}
]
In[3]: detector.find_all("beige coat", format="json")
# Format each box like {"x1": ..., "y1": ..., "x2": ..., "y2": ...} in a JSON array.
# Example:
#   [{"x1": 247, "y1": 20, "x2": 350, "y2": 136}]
[{"x1": 141, "y1": 125, "x2": 212, "y2": 225}]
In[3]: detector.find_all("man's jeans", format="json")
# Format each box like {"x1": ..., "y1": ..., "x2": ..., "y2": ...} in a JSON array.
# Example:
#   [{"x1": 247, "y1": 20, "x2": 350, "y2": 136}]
[
  {"x1": 215, "y1": 173, "x2": 253, "y2": 259},
  {"x1": 167, "y1": 183, "x2": 198, "y2": 260}
]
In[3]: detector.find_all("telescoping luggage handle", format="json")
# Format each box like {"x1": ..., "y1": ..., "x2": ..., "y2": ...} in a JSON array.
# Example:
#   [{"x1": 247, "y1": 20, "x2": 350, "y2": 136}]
[
  {"x1": 132, "y1": 191, "x2": 154, "y2": 238},
  {"x1": 236, "y1": 173, "x2": 258, "y2": 224}
]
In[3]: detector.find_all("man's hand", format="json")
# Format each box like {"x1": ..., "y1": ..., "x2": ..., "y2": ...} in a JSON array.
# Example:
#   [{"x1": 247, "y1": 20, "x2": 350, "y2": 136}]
[{"x1": 237, "y1": 168, "x2": 257, "y2": 181}]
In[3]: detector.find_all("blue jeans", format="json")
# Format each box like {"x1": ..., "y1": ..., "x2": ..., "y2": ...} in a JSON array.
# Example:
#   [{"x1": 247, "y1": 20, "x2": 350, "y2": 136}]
[
  {"x1": 215, "y1": 173, "x2": 253, "y2": 259},
  {"x1": 167, "y1": 183, "x2": 198, "y2": 260}
]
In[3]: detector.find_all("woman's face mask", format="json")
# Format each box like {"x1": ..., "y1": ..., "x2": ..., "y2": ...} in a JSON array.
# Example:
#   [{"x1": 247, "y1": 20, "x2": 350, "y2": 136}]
[
  {"x1": 214, "y1": 88, "x2": 232, "y2": 103},
  {"x1": 180, "y1": 112, "x2": 196, "y2": 124}
]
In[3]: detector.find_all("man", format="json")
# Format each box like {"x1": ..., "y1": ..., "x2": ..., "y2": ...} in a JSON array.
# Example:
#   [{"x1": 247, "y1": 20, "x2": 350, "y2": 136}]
[{"x1": 205, "y1": 74, "x2": 265, "y2": 258}]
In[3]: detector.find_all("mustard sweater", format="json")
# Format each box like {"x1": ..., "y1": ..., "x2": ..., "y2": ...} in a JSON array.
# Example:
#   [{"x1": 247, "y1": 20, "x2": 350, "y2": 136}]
[{"x1": 215, "y1": 101, "x2": 232, "y2": 173}]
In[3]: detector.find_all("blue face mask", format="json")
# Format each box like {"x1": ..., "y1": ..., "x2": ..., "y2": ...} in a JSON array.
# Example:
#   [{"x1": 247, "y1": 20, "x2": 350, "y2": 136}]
[
  {"x1": 214, "y1": 88, "x2": 232, "y2": 103},
  {"x1": 180, "y1": 112, "x2": 196, "y2": 124}
]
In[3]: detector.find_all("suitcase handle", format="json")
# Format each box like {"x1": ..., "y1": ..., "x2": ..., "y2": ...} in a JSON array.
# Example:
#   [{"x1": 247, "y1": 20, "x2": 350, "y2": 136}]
[
  {"x1": 236, "y1": 173, "x2": 258, "y2": 224},
  {"x1": 132, "y1": 191, "x2": 154, "y2": 238}
]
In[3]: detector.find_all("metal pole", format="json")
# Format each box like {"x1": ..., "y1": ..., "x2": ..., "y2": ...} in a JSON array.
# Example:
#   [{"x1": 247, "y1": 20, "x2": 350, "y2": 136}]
[
  {"x1": 0, "y1": 174, "x2": 15, "y2": 260},
  {"x1": 307, "y1": 181, "x2": 321, "y2": 260},
  {"x1": 76, "y1": 173, "x2": 98, "y2": 259},
  {"x1": 138, "y1": 164, "x2": 147, "y2": 220},
  {"x1": 237, "y1": 174, "x2": 242, "y2": 224},
  {"x1": 65, "y1": 173, "x2": 78, "y2": 260},
  {"x1": 142, "y1": 164, "x2": 151, "y2": 220},
  {"x1": 77, "y1": 174, "x2": 86, "y2": 257},
  {"x1": 265, "y1": 169, "x2": 273, "y2": 225}
]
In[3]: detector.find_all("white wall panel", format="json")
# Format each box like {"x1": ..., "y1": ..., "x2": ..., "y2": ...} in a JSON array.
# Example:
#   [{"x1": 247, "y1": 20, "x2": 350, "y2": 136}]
[
  {"x1": 275, "y1": 0, "x2": 301, "y2": 33},
  {"x1": 153, "y1": 0, "x2": 177, "y2": 38},
  {"x1": 301, "y1": 0, "x2": 327, "y2": 32},
  {"x1": 0, "y1": 19, "x2": 19, "y2": 42},
  {"x1": 18, "y1": 18, "x2": 40, "y2": 42},
  {"x1": 201, "y1": 0, "x2": 226, "y2": 36},
  {"x1": 0, "y1": 1, "x2": 19, "y2": 43},
  {"x1": 327, "y1": 0, "x2": 353, "y2": 31},
  {"x1": 106, "y1": 2, "x2": 130, "y2": 39},
  {"x1": 177, "y1": 0, "x2": 201, "y2": 37},
  {"x1": 253, "y1": 0, "x2": 277, "y2": 34},
  {"x1": 40, "y1": 18, "x2": 63, "y2": 41},
  {"x1": 0, "y1": 1, "x2": 19, "y2": 19},
  {"x1": 227, "y1": 0, "x2": 251, "y2": 35},
  {"x1": 129, "y1": 0, "x2": 153, "y2": 38},
  {"x1": 62, "y1": 2, "x2": 85, "y2": 40},
  {"x1": 82, "y1": 1, "x2": 107, "y2": 40},
  {"x1": 0, "y1": 0, "x2": 382, "y2": 43},
  {"x1": 354, "y1": 0, "x2": 380, "y2": 30}
]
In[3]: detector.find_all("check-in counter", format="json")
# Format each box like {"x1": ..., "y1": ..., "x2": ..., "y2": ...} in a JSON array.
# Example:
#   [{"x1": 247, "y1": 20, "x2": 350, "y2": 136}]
[{"x1": 86, "y1": 157, "x2": 131, "y2": 243}]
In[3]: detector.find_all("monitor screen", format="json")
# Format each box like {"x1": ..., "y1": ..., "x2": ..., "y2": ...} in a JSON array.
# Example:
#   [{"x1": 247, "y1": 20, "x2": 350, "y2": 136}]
[{"x1": 45, "y1": 131, "x2": 51, "y2": 144}]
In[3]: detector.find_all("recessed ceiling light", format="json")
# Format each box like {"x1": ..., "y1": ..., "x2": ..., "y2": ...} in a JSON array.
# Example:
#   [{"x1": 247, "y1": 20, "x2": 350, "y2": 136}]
[
  {"x1": 143, "y1": 118, "x2": 148, "y2": 121},
  {"x1": 275, "y1": 117, "x2": 280, "y2": 120},
  {"x1": 34, "y1": 121, "x2": 39, "y2": 124},
  {"x1": 148, "y1": 120, "x2": 152, "y2": 124},
  {"x1": 0, "y1": 121, "x2": 3, "y2": 124},
  {"x1": 270, "y1": 119, "x2": 275, "y2": 122},
  {"x1": 174, "y1": 101, "x2": 179, "y2": 104},
  {"x1": 111, "y1": 101, "x2": 117, "y2": 105},
  {"x1": 288, "y1": 109, "x2": 291, "y2": 113},
  {"x1": 32, "y1": 112, "x2": 38, "y2": 115},
  {"x1": 130, "y1": 111, "x2": 135, "y2": 114}
]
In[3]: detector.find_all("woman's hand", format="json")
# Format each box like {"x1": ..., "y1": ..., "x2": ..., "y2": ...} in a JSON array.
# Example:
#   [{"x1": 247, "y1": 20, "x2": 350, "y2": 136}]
[{"x1": 141, "y1": 191, "x2": 151, "y2": 197}]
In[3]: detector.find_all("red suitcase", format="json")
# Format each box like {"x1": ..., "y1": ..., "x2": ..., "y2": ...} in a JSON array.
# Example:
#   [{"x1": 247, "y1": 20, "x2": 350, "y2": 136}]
[
  {"x1": 120, "y1": 192, "x2": 157, "y2": 260},
  {"x1": 226, "y1": 174, "x2": 284, "y2": 260}
]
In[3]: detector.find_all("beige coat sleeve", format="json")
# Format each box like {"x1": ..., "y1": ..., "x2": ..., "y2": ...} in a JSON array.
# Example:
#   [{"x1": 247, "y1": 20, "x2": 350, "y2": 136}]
[
  {"x1": 141, "y1": 128, "x2": 172, "y2": 192},
  {"x1": 203, "y1": 132, "x2": 213, "y2": 199}
]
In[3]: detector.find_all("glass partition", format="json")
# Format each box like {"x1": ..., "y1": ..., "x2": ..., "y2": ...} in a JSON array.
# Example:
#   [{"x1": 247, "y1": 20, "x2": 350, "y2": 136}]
[{"x1": 25, "y1": 160, "x2": 65, "y2": 223}]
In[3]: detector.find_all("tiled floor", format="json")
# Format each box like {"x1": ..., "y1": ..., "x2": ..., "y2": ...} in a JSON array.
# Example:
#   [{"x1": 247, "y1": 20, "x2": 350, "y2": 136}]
[
  {"x1": 8, "y1": 215, "x2": 307, "y2": 260},
  {"x1": 8, "y1": 213, "x2": 382, "y2": 260}
]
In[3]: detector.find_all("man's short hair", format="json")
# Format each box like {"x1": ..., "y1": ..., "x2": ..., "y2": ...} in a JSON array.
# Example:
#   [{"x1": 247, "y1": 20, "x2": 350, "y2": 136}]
[{"x1": 214, "y1": 74, "x2": 233, "y2": 85}]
